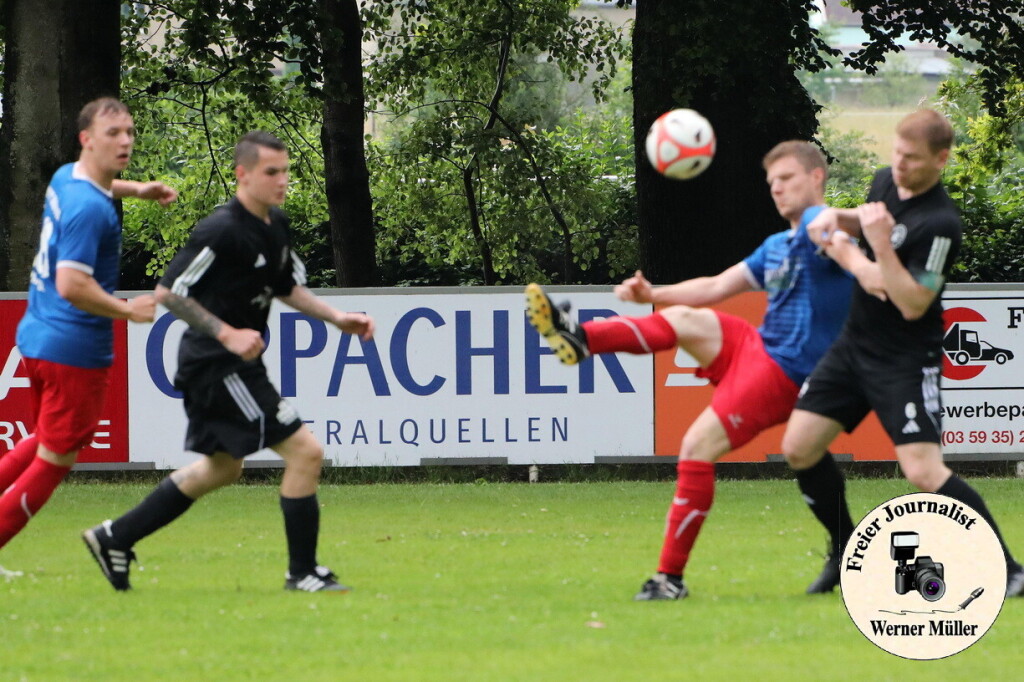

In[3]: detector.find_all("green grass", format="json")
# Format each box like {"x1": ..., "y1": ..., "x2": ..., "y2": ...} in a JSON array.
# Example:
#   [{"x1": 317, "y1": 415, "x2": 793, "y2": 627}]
[{"x1": 2, "y1": 478, "x2": 1022, "y2": 681}]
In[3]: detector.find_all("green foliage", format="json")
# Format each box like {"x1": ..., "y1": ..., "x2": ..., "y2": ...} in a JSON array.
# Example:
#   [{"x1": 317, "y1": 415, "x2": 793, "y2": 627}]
[
  {"x1": 848, "y1": 0, "x2": 1024, "y2": 114},
  {"x1": 365, "y1": 0, "x2": 631, "y2": 284},
  {"x1": 118, "y1": 3, "x2": 335, "y2": 287},
  {"x1": 115, "y1": 0, "x2": 634, "y2": 287},
  {"x1": 817, "y1": 122, "x2": 880, "y2": 208},
  {"x1": 935, "y1": 74, "x2": 1024, "y2": 282},
  {"x1": 371, "y1": 108, "x2": 637, "y2": 285}
]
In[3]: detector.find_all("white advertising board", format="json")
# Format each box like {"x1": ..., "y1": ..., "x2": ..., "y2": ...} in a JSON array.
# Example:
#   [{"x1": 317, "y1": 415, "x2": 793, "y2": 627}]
[
  {"x1": 939, "y1": 286, "x2": 1024, "y2": 457},
  {"x1": 126, "y1": 289, "x2": 654, "y2": 468}
]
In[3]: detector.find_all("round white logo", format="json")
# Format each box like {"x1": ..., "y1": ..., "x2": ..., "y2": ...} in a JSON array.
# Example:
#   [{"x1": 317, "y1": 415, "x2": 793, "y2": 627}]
[
  {"x1": 890, "y1": 223, "x2": 908, "y2": 249},
  {"x1": 841, "y1": 492, "x2": 1006, "y2": 660}
]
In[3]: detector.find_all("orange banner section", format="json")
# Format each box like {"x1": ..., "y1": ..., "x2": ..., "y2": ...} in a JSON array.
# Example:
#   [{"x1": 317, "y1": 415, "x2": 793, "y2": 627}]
[{"x1": 653, "y1": 292, "x2": 896, "y2": 461}]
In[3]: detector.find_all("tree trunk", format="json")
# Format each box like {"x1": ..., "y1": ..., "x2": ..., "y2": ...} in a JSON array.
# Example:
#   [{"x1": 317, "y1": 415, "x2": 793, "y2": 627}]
[
  {"x1": 0, "y1": 0, "x2": 120, "y2": 291},
  {"x1": 319, "y1": 0, "x2": 378, "y2": 287},
  {"x1": 633, "y1": 0, "x2": 819, "y2": 283}
]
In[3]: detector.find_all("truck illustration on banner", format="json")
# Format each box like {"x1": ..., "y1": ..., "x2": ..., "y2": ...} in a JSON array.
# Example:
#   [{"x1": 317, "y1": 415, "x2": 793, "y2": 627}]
[{"x1": 943, "y1": 323, "x2": 1014, "y2": 366}]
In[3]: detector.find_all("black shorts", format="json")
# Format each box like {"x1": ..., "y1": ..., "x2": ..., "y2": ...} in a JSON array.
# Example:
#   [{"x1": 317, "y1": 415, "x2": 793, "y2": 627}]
[
  {"x1": 182, "y1": 365, "x2": 304, "y2": 458},
  {"x1": 795, "y1": 336, "x2": 943, "y2": 446}
]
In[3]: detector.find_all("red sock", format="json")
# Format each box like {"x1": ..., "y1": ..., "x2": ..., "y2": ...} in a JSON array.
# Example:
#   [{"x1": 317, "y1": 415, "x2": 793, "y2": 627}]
[
  {"x1": 581, "y1": 313, "x2": 677, "y2": 355},
  {"x1": 0, "y1": 457, "x2": 72, "y2": 549},
  {"x1": 0, "y1": 435, "x2": 39, "y2": 494},
  {"x1": 657, "y1": 460, "x2": 715, "y2": 576}
]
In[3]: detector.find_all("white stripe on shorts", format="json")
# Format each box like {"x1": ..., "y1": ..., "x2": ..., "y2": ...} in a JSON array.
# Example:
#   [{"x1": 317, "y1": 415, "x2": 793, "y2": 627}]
[{"x1": 224, "y1": 373, "x2": 261, "y2": 421}]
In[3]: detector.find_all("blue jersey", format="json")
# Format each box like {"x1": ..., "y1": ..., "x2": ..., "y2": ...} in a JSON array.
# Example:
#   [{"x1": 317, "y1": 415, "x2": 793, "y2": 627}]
[
  {"x1": 16, "y1": 163, "x2": 122, "y2": 368},
  {"x1": 742, "y1": 205, "x2": 853, "y2": 385}
]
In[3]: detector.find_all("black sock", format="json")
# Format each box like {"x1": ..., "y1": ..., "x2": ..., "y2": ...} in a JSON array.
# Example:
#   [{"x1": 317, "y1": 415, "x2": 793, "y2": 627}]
[
  {"x1": 281, "y1": 494, "x2": 320, "y2": 576},
  {"x1": 794, "y1": 452, "x2": 855, "y2": 557},
  {"x1": 937, "y1": 475, "x2": 1020, "y2": 571},
  {"x1": 109, "y1": 477, "x2": 194, "y2": 548}
]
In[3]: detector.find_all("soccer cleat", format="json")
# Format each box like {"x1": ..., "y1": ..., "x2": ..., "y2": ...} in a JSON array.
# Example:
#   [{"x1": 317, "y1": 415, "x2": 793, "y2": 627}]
[
  {"x1": 1006, "y1": 566, "x2": 1024, "y2": 598},
  {"x1": 524, "y1": 283, "x2": 590, "y2": 365},
  {"x1": 633, "y1": 573, "x2": 688, "y2": 601},
  {"x1": 285, "y1": 565, "x2": 351, "y2": 593},
  {"x1": 82, "y1": 520, "x2": 136, "y2": 591},
  {"x1": 806, "y1": 552, "x2": 841, "y2": 594}
]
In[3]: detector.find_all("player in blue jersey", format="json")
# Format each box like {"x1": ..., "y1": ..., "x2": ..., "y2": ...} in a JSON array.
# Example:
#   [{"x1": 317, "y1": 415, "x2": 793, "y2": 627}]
[
  {"x1": 527, "y1": 141, "x2": 878, "y2": 600},
  {"x1": 0, "y1": 98, "x2": 176, "y2": 555}
]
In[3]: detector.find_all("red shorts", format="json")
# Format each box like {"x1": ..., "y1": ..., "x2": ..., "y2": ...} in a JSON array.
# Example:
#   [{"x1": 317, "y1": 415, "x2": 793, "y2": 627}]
[
  {"x1": 695, "y1": 312, "x2": 800, "y2": 449},
  {"x1": 22, "y1": 357, "x2": 111, "y2": 454}
]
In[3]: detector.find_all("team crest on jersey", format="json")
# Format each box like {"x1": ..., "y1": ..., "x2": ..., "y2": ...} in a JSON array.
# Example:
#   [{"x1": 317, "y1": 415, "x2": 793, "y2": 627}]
[
  {"x1": 764, "y1": 256, "x2": 800, "y2": 296},
  {"x1": 890, "y1": 223, "x2": 908, "y2": 249}
]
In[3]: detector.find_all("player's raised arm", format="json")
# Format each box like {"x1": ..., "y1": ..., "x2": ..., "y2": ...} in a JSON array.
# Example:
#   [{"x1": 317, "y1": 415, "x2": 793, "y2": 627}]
[
  {"x1": 822, "y1": 231, "x2": 887, "y2": 301},
  {"x1": 857, "y1": 202, "x2": 936, "y2": 319},
  {"x1": 807, "y1": 207, "x2": 863, "y2": 246},
  {"x1": 111, "y1": 179, "x2": 178, "y2": 205},
  {"x1": 278, "y1": 285, "x2": 375, "y2": 341},
  {"x1": 619, "y1": 263, "x2": 753, "y2": 308}
]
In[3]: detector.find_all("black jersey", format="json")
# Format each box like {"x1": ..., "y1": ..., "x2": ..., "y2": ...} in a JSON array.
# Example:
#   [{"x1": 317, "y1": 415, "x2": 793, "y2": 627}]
[
  {"x1": 159, "y1": 197, "x2": 307, "y2": 388},
  {"x1": 844, "y1": 167, "x2": 961, "y2": 360}
]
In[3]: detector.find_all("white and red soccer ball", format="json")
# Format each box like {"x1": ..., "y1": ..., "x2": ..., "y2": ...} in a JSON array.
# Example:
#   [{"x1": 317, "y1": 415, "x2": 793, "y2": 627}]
[{"x1": 644, "y1": 108, "x2": 716, "y2": 180}]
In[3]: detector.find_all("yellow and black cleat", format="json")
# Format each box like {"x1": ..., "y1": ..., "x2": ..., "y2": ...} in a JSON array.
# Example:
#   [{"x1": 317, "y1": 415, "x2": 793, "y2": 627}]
[{"x1": 525, "y1": 283, "x2": 589, "y2": 366}]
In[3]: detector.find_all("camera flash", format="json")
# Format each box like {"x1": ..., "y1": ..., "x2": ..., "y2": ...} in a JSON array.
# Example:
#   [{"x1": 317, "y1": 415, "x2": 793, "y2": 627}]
[{"x1": 892, "y1": 532, "x2": 919, "y2": 547}]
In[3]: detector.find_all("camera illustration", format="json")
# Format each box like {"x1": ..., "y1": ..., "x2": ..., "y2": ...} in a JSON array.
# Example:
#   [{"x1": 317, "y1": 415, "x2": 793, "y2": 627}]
[{"x1": 891, "y1": 531, "x2": 946, "y2": 601}]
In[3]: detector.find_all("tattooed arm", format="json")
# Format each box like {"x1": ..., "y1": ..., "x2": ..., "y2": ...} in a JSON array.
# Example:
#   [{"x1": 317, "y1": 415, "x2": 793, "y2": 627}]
[{"x1": 154, "y1": 284, "x2": 265, "y2": 361}]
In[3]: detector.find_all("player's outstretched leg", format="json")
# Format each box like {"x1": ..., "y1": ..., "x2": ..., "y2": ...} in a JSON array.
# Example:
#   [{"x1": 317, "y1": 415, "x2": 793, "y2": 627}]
[
  {"x1": 524, "y1": 283, "x2": 590, "y2": 365},
  {"x1": 82, "y1": 520, "x2": 136, "y2": 591}
]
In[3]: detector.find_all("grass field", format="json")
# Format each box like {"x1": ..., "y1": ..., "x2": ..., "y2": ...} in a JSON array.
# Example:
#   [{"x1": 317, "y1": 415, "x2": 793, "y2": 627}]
[{"x1": 2, "y1": 477, "x2": 1022, "y2": 681}]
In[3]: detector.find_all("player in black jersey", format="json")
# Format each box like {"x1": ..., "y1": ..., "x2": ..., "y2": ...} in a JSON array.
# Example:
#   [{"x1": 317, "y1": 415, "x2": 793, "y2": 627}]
[
  {"x1": 83, "y1": 131, "x2": 374, "y2": 593},
  {"x1": 780, "y1": 110, "x2": 1024, "y2": 597}
]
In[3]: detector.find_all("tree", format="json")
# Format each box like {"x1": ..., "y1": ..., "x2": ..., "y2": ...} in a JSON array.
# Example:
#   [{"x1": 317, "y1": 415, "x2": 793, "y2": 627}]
[
  {"x1": 365, "y1": 0, "x2": 628, "y2": 284},
  {"x1": 320, "y1": 0, "x2": 378, "y2": 286},
  {"x1": 0, "y1": 0, "x2": 121, "y2": 290},
  {"x1": 629, "y1": 0, "x2": 831, "y2": 282},
  {"x1": 119, "y1": 0, "x2": 378, "y2": 286},
  {"x1": 848, "y1": 0, "x2": 1024, "y2": 116}
]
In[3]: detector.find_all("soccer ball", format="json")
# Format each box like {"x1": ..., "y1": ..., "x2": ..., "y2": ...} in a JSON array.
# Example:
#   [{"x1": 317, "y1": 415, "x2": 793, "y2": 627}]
[{"x1": 644, "y1": 109, "x2": 716, "y2": 180}]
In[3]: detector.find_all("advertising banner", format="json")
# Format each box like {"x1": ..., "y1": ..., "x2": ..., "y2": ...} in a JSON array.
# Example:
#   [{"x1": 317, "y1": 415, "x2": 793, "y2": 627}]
[
  {"x1": 0, "y1": 297, "x2": 129, "y2": 462},
  {"x1": 939, "y1": 288, "x2": 1024, "y2": 456},
  {"x1": 1, "y1": 284, "x2": 1021, "y2": 469},
  {"x1": 126, "y1": 290, "x2": 653, "y2": 468}
]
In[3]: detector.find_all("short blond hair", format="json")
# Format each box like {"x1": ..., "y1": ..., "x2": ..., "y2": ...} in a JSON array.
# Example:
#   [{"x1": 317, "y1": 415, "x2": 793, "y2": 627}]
[
  {"x1": 762, "y1": 140, "x2": 828, "y2": 180},
  {"x1": 896, "y1": 109, "x2": 954, "y2": 153}
]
